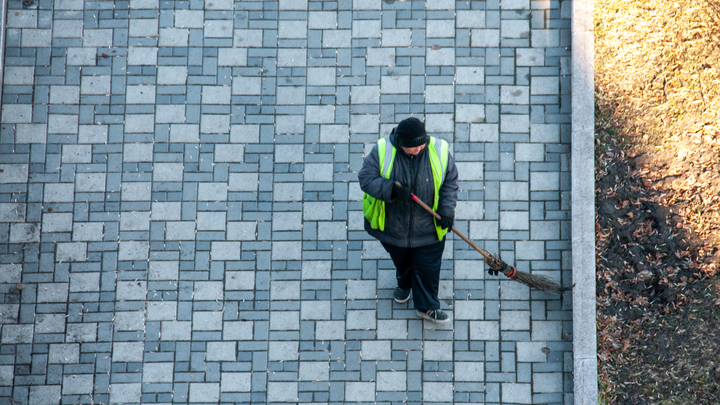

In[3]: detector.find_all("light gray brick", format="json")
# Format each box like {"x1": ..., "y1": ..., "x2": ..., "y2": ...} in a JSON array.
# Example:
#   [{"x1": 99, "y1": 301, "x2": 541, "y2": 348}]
[
  {"x1": 83, "y1": 29, "x2": 113, "y2": 47},
  {"x1": 109, "y1": 383, "x2": 142, "y2": 404},
  {"x1": 126, "y1": 84, "x2": 156, "y2": 104},
  {"x1": 66, "y1": 323, "x2": 96, "y2": 342},
  {"x1": 225, "y1": 271, "x2": 254, "y2": 290},
  {"x1": 127, "y1": 47, "x2": 158, "y2": 65},
  {"x1": 352, "y1": 20, "x2": 380, "y2": 38},
  {"x1": 308, "y1": 11, "x2": 336, "y2": 29},
  {"x1": 157, "y1": 66, "x2": 187, "y2": 85},
  {"x1": 7, "y1": 9, "x2": 38, "y2": 28},
  {"x1": 531, "y1": 123, "x2": 560, "y2": 143},
  {"x1": 227, "y1": 222, "x2": 257, "y2": 240},
  {"x1": 124, "y1": 143, "x2": 154, "y2": 162},
  {"x1": 361, "y1": 340, "x2": 390, "y2": 360},
  {"x1": 502, "y1": 383, "x2": 532, "y2": 404},
  {"x1": 22, "y1": 29, "x2": 52, "y2": 47},
  {"x1": 530, "y1": 172, "x2": 560, "y2": 191},
  {"x1": 174, "y1": 10, "x2": 203, "y2": 28},
  {"x1": 153, "y1": 163, "x2": 184, "y2": 182},
  {"x1": 72, "y1": 222, "x2": 104, "y2": 241},
  {"x1": 278, "y1": 21, "x2": 307, "y2": 39},
  {"x1": 427, "y1": 47, "x2": 455, "y2": 66},
  {"x1": 276, "y1": 86, "x2": 305, "y2": 105},
  {"x1": 148, "y1": 261, "x2": 179, "y2": 281},
  {"x1": 120, "y1": 211, "x2": 150, "y2": 231},
  {"x1": 345, "y1": 382, "x2": 375, "y2": 402},
  {"x1": 320, "y1": 124, "x2": 349, "y2": 143},
  {"x1": 5, "y1": 66, "x2": 35, "y2": 85},
  {"x1": 198, "y1": 183, "x2": 228, "y2": 201},
  {"x1": 273, "y1": 182, "x2": 302, "y2": 201},
  {"x1": 304, "y1": 163, "x2": 333, "y2": 182},
  {"x1": 299, "y1": 362, "x2": 328, "y2": 381},
  {"x1": 277, "y1": 48, "x2": 306, "y2": 67},
  {"x1": 129, "y1": 19, "x2": 158, "y2": 37},
  {"x1": 455, "y1": 362, "x2": 484, "y2": 382},
  {"x1": 166, "y1": 221, "x2": 196, "y2": 240},
  {"x1": 48, "y1": 114, "x2": 78, "y2": 134},
  {"x1": 270, "y1": 312, "x2": 299, "y2": 331},
  {"x1": 130, "y1": 0, "x2": 158, "y2": 8},
  {"x1": 48, "y1": 344, "x2": 80, "y2": 364},
  {"x1": 205, "y1": 19, "x2": 233, "y2": 38},
  {"x1": 301, "y1": 260, "x2": 331, "y2": 279},
  {"x1": 532, "y1": 29, "x2": 560, "y2": 47},
  {"x1": 427, "y1": 20, "x2": 454, "y2": 38},
  {"x1": 223, "y1": 321, "x2": 253, "y2": 340},
  {"x1": 517, "y1": 48, "x2": 545, "y2": 66},
  {"x1": 377, "y1": 371, "x2": 406, "y2": 391},
  {"x1": 43, "y1": 213, "x2": 73, "y2": 233},
  {"x1": 214, "y1": 144, "x2": 244, "y2": 162},
  {"x1": 0, "y1": 203, "x2": 25, "y2": 222},
  {"x1": 194, "y1": 281, "x2": 223, "y2": 300},
  {"x1": 500, "y1": 182, "x2": 529, "y2": 201},
  {"x1": 197, "y1": 212, "x2": 226, "y2": 231},
  {"x1": 202, "y1": 85, "x2": 231, "y2": 104},
  {"x1": 161, "y1": 321, "x2": 191, "y2": 340},
  {"x1": 156, "y1": 105, "x2": 186, "y2": 123},
  {"x1": 151, "y1": 202, "x2": 181, "y2": 221},
  {"x1": 217, "y1": 48, "x2": 248, "y2": 66},
  {"x1": 75, "y1": 172, "x2": 106, "y2": 192},
  {"x1": 233, "y1": 29, "x2": 263, "y2": 47},
  {"x1": 300, "y1": 300, "x2": 331, "y2": 320},
  {"x1": 1, "y1": 324, "x2": 33, "y2": 343},
  {"x1": 143, "y1": 363, "x2": 173, "y2": 383},
  {"x1": 381, "y1": 75, "x2": 409, "y2": 94},
  {"x1": 211, "y1": 241, "x2": 240, "y2": 260},
  {"x1": 35, "y1": 316, "x2": 66, "y2": 335},
  {"x1": 456, "y1": 104, "x2": 485, "y2": 123},
  {"x1": 78, "y1": 124, "x2": 108, "y2": 143},
  {"x1": 118, "y1": 241, "x2": 149, "y2": 261},
  {"x1": 121, "y1": 182, "x2": 152, "y2": 201},
  {"x1": 501, "y1": 20, "x2": 530, "y2": 39},
  {"x1": 347, "y1": 310, "x2": 375, "y2": 330},
  {"x1": 426, "y1": 114, "x2": 454, "y2": 133},
  {"x1": 425, "y1": 85, "x2": 453, "y2": 104},
  {"x1": 323, "y1": 29, "x2": 351, "y2": 48},
  {"x1": 221, "y1": 372, "x2": 251, "y2": 392},
  {"x1": 423, "y1": 382, "x2": 453, "y2": 402},
  {"x1": 271, "y1": 241, "x2": 301, "y2": 260},
  {"x1": 272, "y1": 212, "x2": 301, "y2": 231},
  {"x1": 471, "y1": 29, "x2": 500, "y2": 47},
  {"x1": 29, "y1": 386, "x2": 61, "y2": 405},
  {"x1": 455, "y1": 300, "x2": 484, "y2": 320},
  {"x1": 69, "y1": 272, "x2": 100, "y2": 292},
  {"x1": 15, "y1": 123, "x2": 46, "y2": 143},
  {"x1": 377, "y1": 320, "x2": 406, "y2": 340},
  {"x1": 276, "y1": 115, "x2": 304, "y2": 134},
  {"x1": 56, "y1": 242, "x2": 87, "y2": 262},
  {"x1": 315, "y1": 320, "x2": 344, "y2": 340},
  {"x1": 457, "y1": 11, "x2": 486, "y2": 28},
  {"x1": 125, "y1": 114, "x2": 154, "y2": 133},
  {"x1": 469, "y1": 320, "x2": 499, "y2": 340},
  {"x1": 62, "y1": 374, "x2": 94, "y2": 395},
  {"x1": 193, "y1": 312, "x2": 223, "y2": 330},
  {"x1": 9, "y1": 223, "x2": 39, "y2": 243},
  {"x1": 267, "y1": 382, "x2": 298, "y2": 403},
  {"x1": 81, "y1": 75, "x2": 110, "y2": 95},
  {"x1": 159, "y1": 28, "x2": 189, "y2": 47},
  {"x1": 232, "y1": 76, "x2": 260, "y2": 95}
]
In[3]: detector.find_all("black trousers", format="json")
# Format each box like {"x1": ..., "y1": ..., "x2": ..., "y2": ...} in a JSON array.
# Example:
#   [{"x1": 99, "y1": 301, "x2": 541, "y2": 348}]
[{"x1": 381, "y1": 239, "x2": 446, "y2": 311}]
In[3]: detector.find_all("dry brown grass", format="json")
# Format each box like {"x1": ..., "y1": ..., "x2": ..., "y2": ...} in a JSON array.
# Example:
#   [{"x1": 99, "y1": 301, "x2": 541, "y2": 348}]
[{"x1": 595, "y1": 0, "x2": 720, "y2": 403}]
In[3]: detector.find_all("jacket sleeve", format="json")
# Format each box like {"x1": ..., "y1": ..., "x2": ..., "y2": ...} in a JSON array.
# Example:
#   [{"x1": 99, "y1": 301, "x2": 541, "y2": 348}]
[
  {"x1": 436, "y1": 152, "x2": 459, "y2": 219},
  {"x1": 358, "y1": 143, "x2": 395, "y2": 202}
]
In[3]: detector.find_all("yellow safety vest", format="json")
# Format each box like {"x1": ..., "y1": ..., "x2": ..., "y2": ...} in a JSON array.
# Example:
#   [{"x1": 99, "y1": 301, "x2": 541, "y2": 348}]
[{"x1": 362, "y1": 136, "x2": 450, "y2": 241}]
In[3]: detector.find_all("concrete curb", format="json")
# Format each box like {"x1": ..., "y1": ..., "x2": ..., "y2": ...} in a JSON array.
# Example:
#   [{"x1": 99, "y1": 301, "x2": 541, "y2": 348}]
[
  {"x1": 571, "y1": 0, "x2": 599, "y2": 403},
  {"x1": 0, "y1": 0, "x2": 6, "y2": 112}
]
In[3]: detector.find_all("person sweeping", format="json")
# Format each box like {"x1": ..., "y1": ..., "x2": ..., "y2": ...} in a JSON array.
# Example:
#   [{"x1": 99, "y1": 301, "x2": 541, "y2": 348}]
[{"x1": 359, "y1": 117, "x2": 459, "y2": 322}]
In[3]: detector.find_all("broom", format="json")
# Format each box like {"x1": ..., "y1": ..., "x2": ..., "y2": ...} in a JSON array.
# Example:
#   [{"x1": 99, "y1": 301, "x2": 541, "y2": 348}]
[{"x1": 400, "y1": 183, "x2": 568, "y2": 294}]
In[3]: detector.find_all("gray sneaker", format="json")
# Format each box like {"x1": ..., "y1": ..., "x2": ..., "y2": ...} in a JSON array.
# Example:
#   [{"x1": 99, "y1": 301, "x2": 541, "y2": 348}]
[
  {"x1": 417, "y1": 309, "x2": 450, "y2": 323},
  {"x1": 393, "y1": 287, "x2": 411, "y2": 304}
]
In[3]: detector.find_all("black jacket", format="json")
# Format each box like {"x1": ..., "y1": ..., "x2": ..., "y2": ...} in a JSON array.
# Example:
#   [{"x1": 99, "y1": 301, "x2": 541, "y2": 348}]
[{"x1": 358, "y1": 129, "x2": 459, "y2": 247}]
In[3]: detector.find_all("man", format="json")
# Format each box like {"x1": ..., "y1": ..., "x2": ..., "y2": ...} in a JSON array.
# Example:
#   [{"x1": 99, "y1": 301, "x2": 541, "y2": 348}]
[{"x1": 358, "y1": 117, "x2": 459, "y2": 322}]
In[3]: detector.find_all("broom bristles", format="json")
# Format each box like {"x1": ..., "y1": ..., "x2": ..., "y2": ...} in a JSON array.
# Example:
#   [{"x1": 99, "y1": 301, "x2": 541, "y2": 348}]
[{"x1": 483, "y1": 251, "x2": 568, "y2": 294}]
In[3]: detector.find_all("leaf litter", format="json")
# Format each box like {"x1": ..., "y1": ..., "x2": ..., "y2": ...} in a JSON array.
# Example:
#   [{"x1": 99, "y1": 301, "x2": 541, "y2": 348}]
[{"x1": 595, "y1": 0, "x2": 720, "y2": 402}]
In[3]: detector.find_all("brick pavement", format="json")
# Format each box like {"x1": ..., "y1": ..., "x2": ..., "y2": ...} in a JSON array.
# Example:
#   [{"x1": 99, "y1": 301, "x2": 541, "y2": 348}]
[{"x1": 0, "y1": 0, "x2": 573, "y2": 403}]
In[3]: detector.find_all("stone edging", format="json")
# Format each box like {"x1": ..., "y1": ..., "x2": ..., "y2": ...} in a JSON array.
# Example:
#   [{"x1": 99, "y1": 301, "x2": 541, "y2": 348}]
[{"x1": 571, "y1": 0, "x2": 598, "y2": 403}]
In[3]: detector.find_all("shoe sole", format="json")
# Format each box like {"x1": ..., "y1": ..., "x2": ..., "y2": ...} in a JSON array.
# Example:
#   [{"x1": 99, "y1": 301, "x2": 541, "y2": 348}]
[
  {"x1": 417, "y1": 310, "x2": 450, "y2": 323},
  {"x1": 393, "y1": 294, "x2": 411, "y2": 304}
]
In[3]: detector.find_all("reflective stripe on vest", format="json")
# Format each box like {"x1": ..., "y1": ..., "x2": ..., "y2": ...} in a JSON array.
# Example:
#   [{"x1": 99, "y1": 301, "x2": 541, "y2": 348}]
[{"x1": 362, "y1": 136, "x2": 450, "y2": 241}]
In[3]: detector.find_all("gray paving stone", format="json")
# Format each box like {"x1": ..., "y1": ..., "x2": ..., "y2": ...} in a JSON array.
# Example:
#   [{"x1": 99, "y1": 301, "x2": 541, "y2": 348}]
[
  {"x1": 1, "y1": 3, "x2": 576, "y2": 402},
  {"x1": 28, "y1": 386, "x2": 61, "y2": 405}
]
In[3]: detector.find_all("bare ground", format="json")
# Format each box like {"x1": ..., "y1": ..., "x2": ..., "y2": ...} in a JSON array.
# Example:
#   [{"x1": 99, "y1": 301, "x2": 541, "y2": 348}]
[{"x1": 595, "y1": 0, "x2": 720, "y2": 403}]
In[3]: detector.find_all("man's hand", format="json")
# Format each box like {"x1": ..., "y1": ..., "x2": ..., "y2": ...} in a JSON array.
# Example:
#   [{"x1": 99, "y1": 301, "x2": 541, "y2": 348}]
[
  {"x1": 438, "y1": 216, "x2": 453, "y2": 229},
  {"x1": 391, "y1": 183, "x2": 411, "y2": 200}
]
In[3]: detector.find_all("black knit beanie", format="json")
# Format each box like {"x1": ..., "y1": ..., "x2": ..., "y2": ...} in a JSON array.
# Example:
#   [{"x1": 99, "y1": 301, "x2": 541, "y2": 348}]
[{"x1": 395, "y1": 117, "x2": 427, "y2": 148}]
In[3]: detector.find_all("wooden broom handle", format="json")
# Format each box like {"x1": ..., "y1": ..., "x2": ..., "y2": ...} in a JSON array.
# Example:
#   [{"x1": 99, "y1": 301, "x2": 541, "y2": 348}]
[{"x1": 396, "y1": 182, "x2": 493, "y2": 262}]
